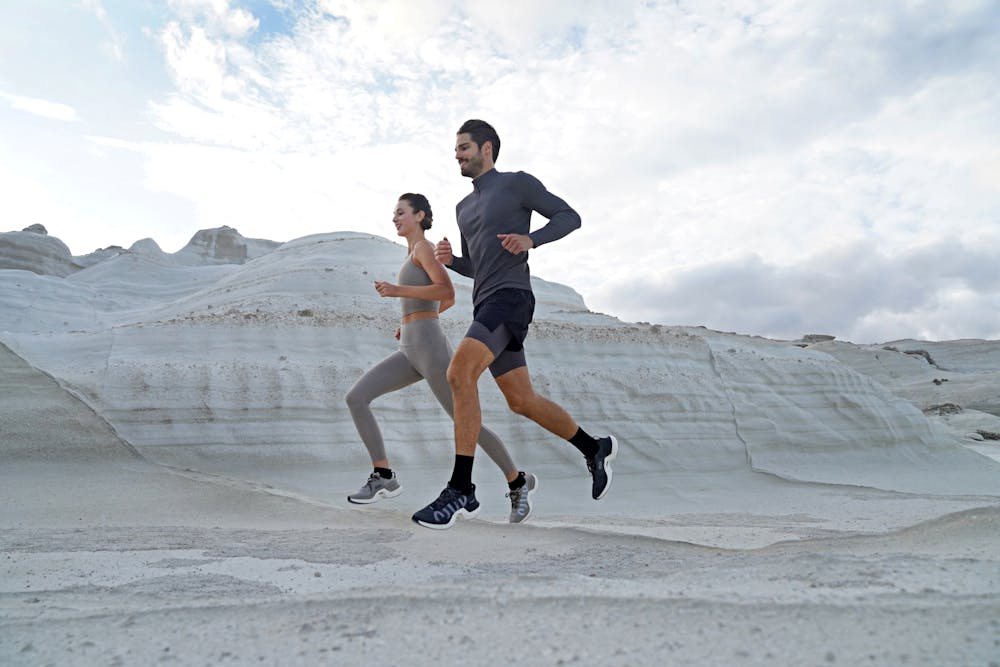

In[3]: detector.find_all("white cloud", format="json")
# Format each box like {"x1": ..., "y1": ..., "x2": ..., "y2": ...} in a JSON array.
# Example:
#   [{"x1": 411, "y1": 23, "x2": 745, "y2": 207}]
[
  {"x1": 1, "y1": 92, "x2": 80, "y2": 123},
  {"x1": 80, "y1": 0, "x2": 126, "y2": 62},
  {"x1": 598, "y1": 239, "x2": 1000, "y2": 343},
  {"x1": 167, "y1": 0, "x2": 260, "y2": 38}
]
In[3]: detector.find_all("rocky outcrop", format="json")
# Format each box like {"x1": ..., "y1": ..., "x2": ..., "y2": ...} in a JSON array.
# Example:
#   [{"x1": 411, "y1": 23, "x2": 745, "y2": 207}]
[
  {"x1": 174, "y1": 226, "x2": 281, "y2": 265},
  {"x1": 0, "y1": 341, "x2": 140, "y2": 463},
  {"x1": 76, "y1": 246, "x2": 129, "y2": 268},
  {"x1": 0, "y1": 229, "x2": 81, "y2": 277}
]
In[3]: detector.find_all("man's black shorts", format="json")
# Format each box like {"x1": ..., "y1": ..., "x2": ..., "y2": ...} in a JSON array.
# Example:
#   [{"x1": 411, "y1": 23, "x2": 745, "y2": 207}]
[{"x1": 465, "y1": 288, "x2": 535, "y2": 377}]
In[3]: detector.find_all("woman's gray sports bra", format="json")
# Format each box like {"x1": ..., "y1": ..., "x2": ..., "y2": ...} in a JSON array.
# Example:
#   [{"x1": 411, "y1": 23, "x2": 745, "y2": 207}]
[{"x1": 398, "y1": 253, "x2": 438, "y2": 316}]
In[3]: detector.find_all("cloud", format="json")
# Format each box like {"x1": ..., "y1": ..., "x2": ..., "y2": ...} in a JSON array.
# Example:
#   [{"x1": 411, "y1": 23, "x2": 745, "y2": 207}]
[
  {"x1": 80, "y1": 0, "x2": 127, "y2": 62},
  {"x1": 167, "y1": 0, "x2": 260, "y2": 38},
  {"x1": 598, "y1": 239, "x2": 1000, "y2": 343},
  {"x1": 1, "y1": 91, "x2": 80, "y2": 122}
]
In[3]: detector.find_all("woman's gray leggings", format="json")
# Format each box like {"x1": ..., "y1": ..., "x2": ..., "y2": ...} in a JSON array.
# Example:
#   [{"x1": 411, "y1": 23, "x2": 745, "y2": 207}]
[{"x1": 345, "y1": 318, "x2": 517, "y2": 477}]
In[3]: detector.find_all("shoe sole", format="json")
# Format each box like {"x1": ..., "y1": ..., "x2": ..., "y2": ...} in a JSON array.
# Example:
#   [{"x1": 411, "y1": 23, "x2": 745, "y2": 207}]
[
  {"x1": 594, "y1": 436, "x2": 618, "y2": 500},
  {"x1": 413, "y1": 505, "x2": 480, "y2": 530},
  {"x1": 347, "y1": 486, "x2": 402, "y2": 505},
  {"x1": 510, "y1": 474, "x2": 538, "y2": 524}
]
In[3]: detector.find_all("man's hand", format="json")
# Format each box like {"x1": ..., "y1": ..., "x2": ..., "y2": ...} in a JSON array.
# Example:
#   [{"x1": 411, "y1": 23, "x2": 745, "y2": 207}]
[
  {"x1": 374, "y1": 281, "x2": 400, "y2": 297},
  {"x1": 435, "y1": 237, "x2": 454, "y2": 265},
  {"x1": 497, "y1": 233, "x2": 534, "y2": 255}
]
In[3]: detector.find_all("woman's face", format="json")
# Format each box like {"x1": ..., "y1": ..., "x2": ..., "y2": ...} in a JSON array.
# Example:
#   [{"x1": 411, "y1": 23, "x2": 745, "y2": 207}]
[{"x1": 393, "y1": 199, "x2": 422, "y2": 237}]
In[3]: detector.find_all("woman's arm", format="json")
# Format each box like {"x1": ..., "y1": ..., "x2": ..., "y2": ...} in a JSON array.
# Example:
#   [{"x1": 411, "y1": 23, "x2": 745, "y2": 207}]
[
  {"x1": 413, "y1": 240, "x2": 455, "y2": 309},
  {"x1": 437, "y1": 294, "x2": 455, "y2": 314},
  {"x1": 374, "y1": 241, "x2": 455, "y2": 306}
]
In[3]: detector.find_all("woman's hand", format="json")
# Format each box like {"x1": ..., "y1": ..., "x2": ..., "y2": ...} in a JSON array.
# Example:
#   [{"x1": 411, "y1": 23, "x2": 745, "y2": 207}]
[{"x1": 374, "y1": 281, "x2": 400, "y2": 297}]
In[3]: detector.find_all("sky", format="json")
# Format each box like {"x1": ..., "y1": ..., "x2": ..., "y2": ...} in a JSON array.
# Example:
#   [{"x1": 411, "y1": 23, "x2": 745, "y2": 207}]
[{"x1": 1, "y1": 0, "x2": 999, "y2": 343}]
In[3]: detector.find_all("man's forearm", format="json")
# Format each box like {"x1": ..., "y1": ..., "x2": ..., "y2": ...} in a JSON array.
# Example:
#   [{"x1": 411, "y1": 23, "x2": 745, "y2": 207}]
[
  {"x1": 520, "y1": 172, "x2": 582, "y2": 247},
  {"x1": 528, "y1": 206, "x2": 581, "y2": 247}
]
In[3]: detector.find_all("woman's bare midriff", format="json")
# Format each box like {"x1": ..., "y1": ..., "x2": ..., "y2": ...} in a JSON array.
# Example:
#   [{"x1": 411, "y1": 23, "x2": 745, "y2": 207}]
[{"x1": 402, "y1": 310, "x2": 439, "y2": 325}]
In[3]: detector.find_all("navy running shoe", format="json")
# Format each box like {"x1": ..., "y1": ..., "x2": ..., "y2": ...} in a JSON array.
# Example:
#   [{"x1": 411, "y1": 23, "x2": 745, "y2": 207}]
[
  {"x1": 586, "y1": 435, "x2": 618, "y2": 500},
  {"x1": 412, "y1": 485, "x2": 480, "y2": 530}
]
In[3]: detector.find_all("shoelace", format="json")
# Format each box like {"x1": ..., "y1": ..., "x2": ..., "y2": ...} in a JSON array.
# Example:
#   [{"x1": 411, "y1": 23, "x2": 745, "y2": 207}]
[{"x1": 429, "y1": 487, "x2": 462, "y2": 509}]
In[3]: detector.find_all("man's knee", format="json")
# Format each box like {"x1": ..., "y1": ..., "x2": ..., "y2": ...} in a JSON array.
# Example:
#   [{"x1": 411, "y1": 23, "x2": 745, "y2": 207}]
[
  {"x1": 448, "y1": 339, "x2": 493, "y2": 391},
  {"x1": 503, "y1": 389, "x2": 536, "y2": 417},
  {"x1": 446, "y1": 357, "x2": 477, "y2": 391}
]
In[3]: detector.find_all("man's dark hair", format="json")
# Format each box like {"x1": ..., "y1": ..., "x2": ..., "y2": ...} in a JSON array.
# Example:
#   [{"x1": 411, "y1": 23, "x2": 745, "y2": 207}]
[
  {"x1": 458, "y1": 119, "x2": 501, "y2": 162},
  {"x1": 399, "y1": 193, "x2": 433, "y2": 230}
]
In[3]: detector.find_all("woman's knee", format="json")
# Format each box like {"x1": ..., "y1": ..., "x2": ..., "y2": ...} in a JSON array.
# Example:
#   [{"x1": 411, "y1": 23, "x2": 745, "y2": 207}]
[{"x1": 345, "y1": 387, "x2": 367, "y2": 410}]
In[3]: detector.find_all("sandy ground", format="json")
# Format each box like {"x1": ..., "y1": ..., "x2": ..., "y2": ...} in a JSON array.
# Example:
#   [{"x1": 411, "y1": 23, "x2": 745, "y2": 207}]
[{"x1": 3, "y1": 458, "x2": 999, "y2": 667}]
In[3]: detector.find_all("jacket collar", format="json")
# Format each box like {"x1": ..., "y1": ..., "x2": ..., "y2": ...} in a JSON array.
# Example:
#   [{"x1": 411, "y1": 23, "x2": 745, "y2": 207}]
[{"x1": 472, "y1": 167, "x2": 498, "y2": 192}]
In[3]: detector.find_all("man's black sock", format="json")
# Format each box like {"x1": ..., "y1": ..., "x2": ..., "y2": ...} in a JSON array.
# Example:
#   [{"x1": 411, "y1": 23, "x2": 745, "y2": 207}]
[
  {"x1": 448, "y1": 455, "x2": 475, "y2": 492},
  {"x1": 508, "y1": 471, "x2": 526, "y2": 491},
  {"x1": 568, "y1": 427, "x2": 599, "y2": 458},
  {"x1": 374, "y1": 467, "x2": 393, "y2": 479}
]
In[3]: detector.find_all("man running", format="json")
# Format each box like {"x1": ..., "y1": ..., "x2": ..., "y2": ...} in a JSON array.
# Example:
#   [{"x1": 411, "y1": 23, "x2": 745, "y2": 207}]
[{"x1": 411, "y1": 119, "x2": 619, "y2": 529}]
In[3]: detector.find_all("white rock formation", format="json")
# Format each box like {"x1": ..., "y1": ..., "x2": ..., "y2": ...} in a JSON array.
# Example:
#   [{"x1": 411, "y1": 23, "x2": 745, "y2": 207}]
[{"x1": 2, "y1": 228, "x2": 997, "y2": 505}]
